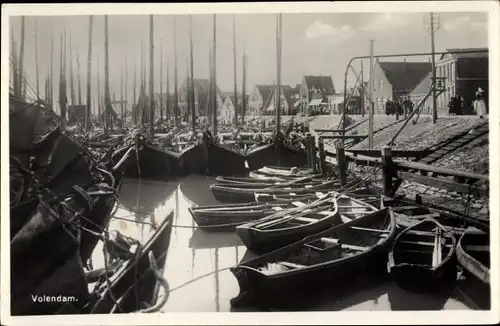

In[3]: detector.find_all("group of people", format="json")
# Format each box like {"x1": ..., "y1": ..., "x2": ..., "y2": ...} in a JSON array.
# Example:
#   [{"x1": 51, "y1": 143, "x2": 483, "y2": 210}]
[
  {"x1": 448, "y1": 88, "x2": 488, "y2": 117},
  {"x1": 385, "y1": 96, "x2": 414, "y2": 118}
]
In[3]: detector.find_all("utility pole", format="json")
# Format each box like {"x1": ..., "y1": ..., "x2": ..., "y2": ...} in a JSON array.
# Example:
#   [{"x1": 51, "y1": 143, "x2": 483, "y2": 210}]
[{"x1": 425, "y1": 12, "x2": 440, "y2": 124}]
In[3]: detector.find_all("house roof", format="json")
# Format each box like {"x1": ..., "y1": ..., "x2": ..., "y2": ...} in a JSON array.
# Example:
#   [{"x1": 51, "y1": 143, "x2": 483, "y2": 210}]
[
  {"x1": 303, "y1": 75, "x2": 336, "y2": 95},
  {"x1": 439, "y1": 48, "x2": 488, "y2": 60},
  {"x1": 409, "y1": 71, "x2": 432, "y2": 95},
  {"x1": 256, "y1": 84, "x2": 274, "y2": 105},
  {"x1": 184, "y1": 78, "x2": 221, "y2": 95},
  {"x1": 378, "y1": 60, "x2": 432, "y2": 93},
  {"x1": 263, "y1": 85, "x2": 296, "y2": 112},
  {"x1": 227, "y1": 94, "x2": 250, "y2": 106}
]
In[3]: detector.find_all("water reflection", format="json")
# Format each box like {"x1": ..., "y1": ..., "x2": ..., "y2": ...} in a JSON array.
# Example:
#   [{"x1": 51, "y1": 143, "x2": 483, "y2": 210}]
[{"x1": 109, "y1": 176, "x2": 484, "y2": 312}]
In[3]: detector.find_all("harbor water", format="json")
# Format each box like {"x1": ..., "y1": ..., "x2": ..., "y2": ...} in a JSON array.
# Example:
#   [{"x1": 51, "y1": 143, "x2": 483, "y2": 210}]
[{"x1": 106, "y1": 175, "x2": 488, "y2": 312}]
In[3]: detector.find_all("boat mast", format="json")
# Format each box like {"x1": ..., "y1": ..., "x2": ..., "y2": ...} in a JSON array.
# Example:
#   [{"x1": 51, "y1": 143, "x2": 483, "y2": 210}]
[
  {"x1": 77, "y1": 51, "x2": 82, "y2": 105},
  {"x1": 69, "y1": 35, "x2": 75, "y2": 106},
  {"x1": 212, "y1": 14, "x2": 217, "y2": 136},
  {"x1": 85, "y1": 15, "x2": 93, "y2": 131},
  {"x1": 140, "y1": 40, "x2": 144, "y2": 126},
  {"x1": 104, "y1": 15, "x2": 111, "y2": 136},
  {"x1": 149, "y1": 14, "x2": 154, "y2": 139},
  {"x1": 125, "y1": 57, "x2": 128, "y2": 123},
  {"x1": 160, "y1": 42, "x2": 163, "y2": 122},
  {"x1": 275, "y1": 13, "x2": 282, "y2": 135},
  {"x1": 120, "y1": 67, "x2": 124, "y2": 121},
  {"x1": 50, "y1": 34, "x2": 54, "y2": 110},
  {"x1": 34, "y1": 18, "x2": 40, "y2": 101},
  {"x1": 173, "y1": 16, "x2": 179, "y2": 126},
  {"x1": 166, "y1": 60, "x2": 170, "y2": 122},
  {"x1": 232, "y1": 14, "x2": 238, "y2": 127},
  {"x1": 18, "y1": 16, "x2": 25, "y2": 99},
  {"x1": 59, "y1": 30, "x2": 68, "y2": 122},
  {"x1": 133, "y1": 58, "x2": 137, "y2": 125},
  {"x1": 97, "y1": 53, "x2": 101, "y2": 124},
  {"x1": 242, "y1": 50, "x2": 247, "y2": 125},
  {"x1": 11, "y1": 31, "x2": 18, "y2": 97},
  {"x1": 189, "y1": 15, "x2": 196, "y2": 131}
]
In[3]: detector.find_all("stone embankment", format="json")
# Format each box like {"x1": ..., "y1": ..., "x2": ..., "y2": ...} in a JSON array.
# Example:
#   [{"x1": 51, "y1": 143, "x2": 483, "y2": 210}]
[{"x1": 303, "y1": 114, "x2": 489, "y2": 220}]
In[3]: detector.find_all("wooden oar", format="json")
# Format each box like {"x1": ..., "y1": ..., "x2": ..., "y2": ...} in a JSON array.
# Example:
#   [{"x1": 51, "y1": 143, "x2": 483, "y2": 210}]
[
  {"x1": 257, "y1": 200, "x2": 337, "y2": 230},
  {"x1": 267, "y1": 174, "x2": 321, "y2": 189}
]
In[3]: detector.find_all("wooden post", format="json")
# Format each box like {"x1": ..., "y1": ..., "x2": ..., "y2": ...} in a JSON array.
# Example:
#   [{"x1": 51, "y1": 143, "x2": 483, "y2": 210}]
[
  {"x1": 311, "y1": 136, "x2": 317, "y2": 173},
  {"x1": 318, "y1": 136, "x2": 326, "y2": 176},
  {"x1": 337, "y1": 145, "x2": 347, "y2": 186},
  {"x1": 382, "y1": 146, "x2": 394, "y2": 196}
]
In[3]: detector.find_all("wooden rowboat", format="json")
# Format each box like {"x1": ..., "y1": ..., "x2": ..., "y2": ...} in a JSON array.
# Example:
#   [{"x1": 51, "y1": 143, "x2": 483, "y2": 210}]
[
  {"x1": 210, "y1": 178, "x2": 339, "y2": 204},
  {"x1": 89, "y1": 211, "x2": 174, "y2": 313},
  {"x1": 236, "y1": 193, "x2": 379, "y2": 253},
  {"x1": 456, "y1": 227, "x2": 489, "y2": 285},
  {"x1": 387, "y1": 217, "x2": 457, "y2": 293},
  {"x1": 189, "y1": 194, "x2": 324, "y2": 232},
  {"x1": 230, "y1": 207, "x2": 395, "y2": 307}
]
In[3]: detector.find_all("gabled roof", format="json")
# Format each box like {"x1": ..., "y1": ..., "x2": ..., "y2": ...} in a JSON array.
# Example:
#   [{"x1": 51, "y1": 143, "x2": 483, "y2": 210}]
[
  {"x1": 227, "y1": 94, "x2": 250, "y2": 107},
  {"x1": 303, "y1": 75, "x2": 336, "y2": 95},
  {"x1": 439, "y1": 48, "x2": 488, "y2": 60},
  {"x1": 184, "y1": 78, "x2": 221, "y2": 95},
  {"x1": 378, "y1": 60, "x2": 432, "y2": 93},
  {"x1": 256, "y1": 84, "x2": 274, "y2": 104},
  {"x1": 264, "y1": 85, "x2": 296, "y2": 111}
]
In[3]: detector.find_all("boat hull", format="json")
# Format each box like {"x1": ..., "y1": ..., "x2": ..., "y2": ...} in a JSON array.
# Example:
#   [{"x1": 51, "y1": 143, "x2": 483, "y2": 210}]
[{"x1": 230, "y1": 208, "x2": 395, "y2": 307}]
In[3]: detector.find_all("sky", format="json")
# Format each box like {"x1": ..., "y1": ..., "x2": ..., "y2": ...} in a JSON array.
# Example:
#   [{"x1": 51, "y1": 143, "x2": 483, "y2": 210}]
[{"x1": 9, "y1": 11, "x2": 488, "y2": 107}]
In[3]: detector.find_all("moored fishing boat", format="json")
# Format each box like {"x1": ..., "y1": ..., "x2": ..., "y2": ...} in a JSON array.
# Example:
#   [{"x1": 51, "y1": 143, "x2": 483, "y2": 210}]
[
  {"x1": 387, "y1": 217, "x2": 457, "y2": 293},
  {"x1": 210, "y1": 178, "x2": 339, "y2": 203},
  {"x1": 89, "y1": 211, "x2": 175, "y2": 313},
  {"x1": 230, "y1": 207, "x2": 395, "y2": 307},
  {"x1": 189, "y1": 193, "x2": 325, "y2": 231},
  {"x1": 236, "y1": 192, "x2": 379, "y2": 253},
  {"x1": 456, "y1": 227, "x2": 490, "y2": 285}
]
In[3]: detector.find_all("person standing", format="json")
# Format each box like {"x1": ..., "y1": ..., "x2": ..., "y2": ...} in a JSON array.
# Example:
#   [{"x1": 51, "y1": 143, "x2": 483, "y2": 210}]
[{"x1": 473, "y1": 87, "x2": 487, "y2": 118}]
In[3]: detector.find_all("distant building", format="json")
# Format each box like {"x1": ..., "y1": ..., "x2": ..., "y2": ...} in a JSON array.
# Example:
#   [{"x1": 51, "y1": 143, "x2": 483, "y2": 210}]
[
  {"x1": 264, "y1": 85, "x2": 297, "y2": 115},
  {"x1": 248, "y1": 84, "x2": 274, "y2": 116},
  {"x1": 178, "y1": 78, "x2": 224, "y2": 118},
  {"x1": 221, "y1": 94, "x2": 250, "y2": 124},
  {"x1": 369, "y1": 59, "x2": 432, "y2": 114},
  {"x1": 299, "y1": 75, "x2": 336, "y2": 114},
  {"x1": 435, "y1": 48, "x2": 488, "y2": 114}
]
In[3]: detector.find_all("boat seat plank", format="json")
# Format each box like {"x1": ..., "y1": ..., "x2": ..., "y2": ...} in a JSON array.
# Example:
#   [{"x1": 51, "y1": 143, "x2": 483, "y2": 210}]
[
  {"x1": 295, "y1": 216, "x2": 318, "y2": 223},
  {"x1": 350, "y1": 226, "x2": 390, "y2": 234},
  {"x1": 318, "y1": 210, "x2": 337, "y2": 216},
  {"x1": 337, "y1": 205, "x2": 370, "y2": 209},
  {"x1": 272, "y1": 207, "x2": 284, "y2": 211},
  {"x1": 292, "y1": 201, "x2": 306, "y2": 207},
  {"x1": 276, "y1": 261, "x2": 306, "y2": 269},
  {"x1": 258, "y1": 215, "x2": 292, "y2": 228},
  {"x1": 320, "y1": 237, "x2": 368, "y2": 251}
]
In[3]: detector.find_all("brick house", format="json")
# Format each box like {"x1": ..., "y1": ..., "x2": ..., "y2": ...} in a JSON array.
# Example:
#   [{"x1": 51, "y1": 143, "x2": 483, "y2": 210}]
[
  {"x1": 370, "y1": 59, "x2": 432, "y2": 114},
  {"x1": 435, "y1": 48, "x2": 488, "y2": 114},
  {"x1": 299, "y1": 75, "x2": 336, "y2": 113}
]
